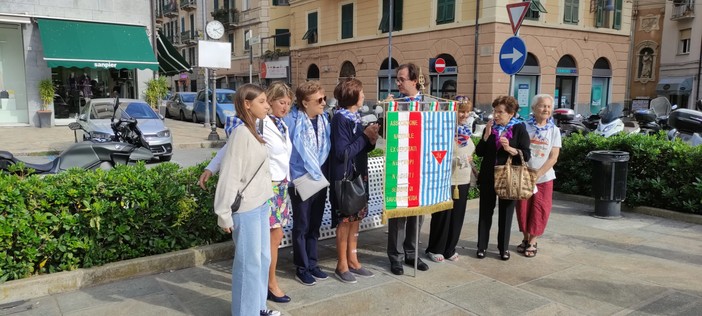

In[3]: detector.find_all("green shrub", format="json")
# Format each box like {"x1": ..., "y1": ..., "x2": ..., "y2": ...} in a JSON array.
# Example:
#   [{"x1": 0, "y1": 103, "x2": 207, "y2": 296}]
[
  {"x1": 0, "y1": 162, "x2": 226, "y2": 282},
  {"x1": 554, "y1": 132, "x2": 702, "y2": 214}
]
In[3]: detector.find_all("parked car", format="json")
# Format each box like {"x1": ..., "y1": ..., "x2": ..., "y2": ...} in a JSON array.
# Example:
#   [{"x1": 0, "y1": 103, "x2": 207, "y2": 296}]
[
  {"x1": 192, "y1": 89, "x2": 236, "y2": 127},
  {"x1": 165, "y1": 92, "x2": 197, "y2": 121},
  {"x1": 77, "y1": 98, "x2": 173, "y2": 161}
]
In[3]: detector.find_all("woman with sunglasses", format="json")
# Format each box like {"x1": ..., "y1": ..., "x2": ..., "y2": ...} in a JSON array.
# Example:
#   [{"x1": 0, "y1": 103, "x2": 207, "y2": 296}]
[{"x1": 283, "y1": 80, "x2": 332, "y2": 286}]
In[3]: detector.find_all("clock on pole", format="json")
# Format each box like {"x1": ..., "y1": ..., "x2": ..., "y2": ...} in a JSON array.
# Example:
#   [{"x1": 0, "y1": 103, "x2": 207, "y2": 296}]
[{"x1": 206, "y1": 20, "x2": 224, "y2": 40}]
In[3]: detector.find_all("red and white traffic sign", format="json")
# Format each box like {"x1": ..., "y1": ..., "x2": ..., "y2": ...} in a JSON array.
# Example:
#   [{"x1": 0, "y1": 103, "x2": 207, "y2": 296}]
[
  {"x1": 435, "y1": 57, "x2": 446, "y2": 74},
  {"x1": 506, "y1": 1, "x2": 531, "y2": 35}
]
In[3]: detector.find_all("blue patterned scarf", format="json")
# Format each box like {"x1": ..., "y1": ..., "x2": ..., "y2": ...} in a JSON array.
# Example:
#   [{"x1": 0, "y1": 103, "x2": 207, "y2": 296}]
[
  {"x1": 456, "y1": 124, "x2": 472, "y2": 147},
  {"x1": 291, "y1": 106, "x2": 330, "y2": 180},
  {"x1": 225, "y1": 115, "x2": 263, "y2": 138},
  {"x1": 491, "y1": 117, "x2": 521, "y2": 149},
  {"x1": 527, "y1": 116, "x2": 555, "y2": 141},
  {"x1": 269, "y1": 115, "x2": 286, "y2": 135},
  {"x1": 335, "y1": 108, "x2": 361, "y2": 124}
]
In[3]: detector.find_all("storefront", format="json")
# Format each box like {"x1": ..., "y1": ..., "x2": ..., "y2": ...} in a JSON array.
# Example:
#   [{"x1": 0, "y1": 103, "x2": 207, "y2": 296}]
[
  {"x1": 591, "y1": 58, "x2": 612, "y2": 115},
  {"x1": 0, "y1": 19, "x2": 30, "y2": 125},
  {"x1": 512, "y1": 53, "x2": 540, "y2": 118},
  {"x1": 36, "y1": 18, "x2": 159, "y2": 125},
  {"x1": 555, "y1": 55, "x2": 578, "y2": 109}
]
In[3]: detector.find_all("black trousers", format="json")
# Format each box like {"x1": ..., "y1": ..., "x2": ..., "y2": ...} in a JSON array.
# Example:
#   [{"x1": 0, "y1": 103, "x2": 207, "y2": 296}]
[
  {"x1": 477, "y1": 182, "x2": 515, "y2": 253},
  {"x1": 426, "y1": 184, "x2": 470, "y2": 257}
]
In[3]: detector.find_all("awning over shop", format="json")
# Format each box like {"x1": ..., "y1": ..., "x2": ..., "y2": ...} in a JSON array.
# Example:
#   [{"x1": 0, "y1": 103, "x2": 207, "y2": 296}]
[
  {"x1": 36, "y1": 18, "x2": 158, "y2": 70},
  {"x1": 657, "y1": 77, "x2": 693, "y2": 95},
  {"x1": 157, "y1": 31, "x2": 192, "y2": 76}
]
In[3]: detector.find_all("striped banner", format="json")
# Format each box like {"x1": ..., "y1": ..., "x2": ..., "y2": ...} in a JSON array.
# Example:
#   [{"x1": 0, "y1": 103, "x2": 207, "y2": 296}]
[
  {"x1": 384, "y1": 111, "x2": 456, "y2": 221},
  {"x1": 429, "y1": 101, "x2": 439, "y2": 111},
  {"x1": 388, "y1": 101, "x2": 398, "y2": 112},
  {"x1": 448, "y1": 101, "x2": 456, "y2": 111},
  {"x1": 409, "y1": 101, "x2": 419, "y2": 111}
]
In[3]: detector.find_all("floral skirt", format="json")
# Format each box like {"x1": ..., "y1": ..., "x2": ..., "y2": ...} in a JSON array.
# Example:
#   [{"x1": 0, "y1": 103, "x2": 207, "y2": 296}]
[{"x1": 268, "y1": 179, "x2": 291, "y2": 229}]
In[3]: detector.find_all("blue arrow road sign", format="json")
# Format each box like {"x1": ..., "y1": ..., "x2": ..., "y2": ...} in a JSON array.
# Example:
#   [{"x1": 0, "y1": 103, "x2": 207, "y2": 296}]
[{"x1": 499, "y1": 36, "x2": 527, "y2": 75}]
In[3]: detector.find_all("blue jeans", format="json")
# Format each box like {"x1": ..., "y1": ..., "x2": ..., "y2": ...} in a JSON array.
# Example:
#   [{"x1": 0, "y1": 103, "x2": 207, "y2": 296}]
[{"x1": 231, "y1": 202, "x2": 271, "y2": 316}]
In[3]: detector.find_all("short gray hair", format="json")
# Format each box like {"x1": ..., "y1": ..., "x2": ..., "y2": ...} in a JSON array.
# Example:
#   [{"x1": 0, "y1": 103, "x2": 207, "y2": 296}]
[{"x1": 531, "y1": 94, "x2": 555, "y2": 110}]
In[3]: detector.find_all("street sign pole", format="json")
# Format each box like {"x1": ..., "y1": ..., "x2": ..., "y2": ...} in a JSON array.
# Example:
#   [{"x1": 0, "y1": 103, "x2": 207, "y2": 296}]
[{"x1": 504, "y1": 2, "x2": 530, "y2": 104}]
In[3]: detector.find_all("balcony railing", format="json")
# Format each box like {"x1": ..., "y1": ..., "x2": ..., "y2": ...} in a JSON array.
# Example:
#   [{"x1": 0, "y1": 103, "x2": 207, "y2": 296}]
[
  {"x1": 181, "y1": 30, "x2": 200, "y2": 45},
  {"x1": 180, "y1": 0, "x2": 196, "y2": 11},
  {"x1": 163, "y1": 0, "x2": 178, "y2": 17},
  {"x1": 212, "y1": 9, "x2": 240, "y2": 29},
  {"x1": 671, "y1": 0, "x2": 695, "y2": 20},
  {"x1": 166, "y1": 34, "x2": 180, "y2": 46}
]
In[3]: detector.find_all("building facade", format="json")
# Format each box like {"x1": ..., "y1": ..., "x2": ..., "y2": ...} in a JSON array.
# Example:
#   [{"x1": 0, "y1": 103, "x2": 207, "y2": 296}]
[
  {"x1": 628, "y1": 0, "x2": 665, "y2": 112},
  {"x1": 657, "y1": 0, "x2": 700, "y2": 109},
  {"x1": 287, "y1": 0, "x2": 632, "y2": 115},
  {"x1": 0, "y1": 1, "x2": 156, "y2": 127},
  {"x1": 156, "y1": 0, "x2": 292, "y2": 92}
]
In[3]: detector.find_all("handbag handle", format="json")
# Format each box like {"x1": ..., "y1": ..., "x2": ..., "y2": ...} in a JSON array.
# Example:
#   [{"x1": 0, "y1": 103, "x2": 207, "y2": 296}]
[
  {"x1": 505, "y1": 150, "x2": 527, "y2": 168},
  {"x1": 240, "y1": 159, "x2": 265, "y2": 194}
]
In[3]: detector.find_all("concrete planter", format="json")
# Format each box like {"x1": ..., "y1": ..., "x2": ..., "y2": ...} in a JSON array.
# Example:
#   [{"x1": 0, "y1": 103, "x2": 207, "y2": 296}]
[{"x1": 37, "y1": 110, "x2": 53, "y2": 128}]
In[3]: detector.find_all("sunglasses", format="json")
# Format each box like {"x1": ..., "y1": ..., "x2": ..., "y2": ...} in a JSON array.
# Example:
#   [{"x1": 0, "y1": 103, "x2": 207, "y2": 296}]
[{"x1": 310, "y1": 96, "x2": 327, "y2": 104}]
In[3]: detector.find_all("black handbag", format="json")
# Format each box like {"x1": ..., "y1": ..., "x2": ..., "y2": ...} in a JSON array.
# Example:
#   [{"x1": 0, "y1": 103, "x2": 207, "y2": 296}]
[
  {"x1": 230, "y1": 160, "x2": 265, "y2": 213},
  {"x1": 334, "y1": 150, "x2": 368, "y2": 216}
]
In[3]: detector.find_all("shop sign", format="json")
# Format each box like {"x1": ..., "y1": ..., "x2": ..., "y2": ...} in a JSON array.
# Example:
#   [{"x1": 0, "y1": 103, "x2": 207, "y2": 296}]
[
  {"x1": 556, "y1": 68, "x2": 577, "y2": 75},
  {"x1": 94, "y1": 62, "x2": 117, "y2": 68},
  {"x1": 263, "y1": 60, "x2": 289, "y2": 79}
]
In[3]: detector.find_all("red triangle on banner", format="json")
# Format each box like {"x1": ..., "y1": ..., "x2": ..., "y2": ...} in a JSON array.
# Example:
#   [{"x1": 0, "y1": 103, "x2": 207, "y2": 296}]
[{"x1": 432, "y1": 150, "x2": 447, "y2": 164}]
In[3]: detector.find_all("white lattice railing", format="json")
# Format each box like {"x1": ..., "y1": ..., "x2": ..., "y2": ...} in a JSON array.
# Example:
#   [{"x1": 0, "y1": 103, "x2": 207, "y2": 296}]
[{"x1": 279, "y1": 157, "x2": 385, "y2": 247}]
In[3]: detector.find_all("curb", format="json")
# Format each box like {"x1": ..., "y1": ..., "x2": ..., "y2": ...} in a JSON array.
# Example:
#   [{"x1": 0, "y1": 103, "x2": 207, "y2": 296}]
[
  {"x1": 1, "y1": 193, "x2": 699, "y2": 304},
  {"x1": 0, "y1": 242, "x2": 234, "y2": 304},
  {"x1": 553, "y1": 191, "x2": 702, "y2": 225}
]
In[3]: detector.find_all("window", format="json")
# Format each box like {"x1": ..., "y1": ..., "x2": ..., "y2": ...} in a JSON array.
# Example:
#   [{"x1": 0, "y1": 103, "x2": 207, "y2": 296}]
[
  {"x1": 242, "y1": 0, "x2": 249, "y2": 11},
  {"x1": 341, "y1": 3, "x2": 354, "y2": 39},
  {"x1": 244, "y1": 29, "x2": 251, "y2": 51},
  {"x1": 214, "y1": 0, "x2": 219, "y2": 9},
  {"x1": 189, "y1": 47, "x2": 196, "y2": 65},
  {"x1": 594, "y1": 0, "x2": 622, "y2": 30},
  {"x1": 275, "y1": 29, "x2": 290, "y2": 47},
  {"x1": 272, "y1": 0, "x2": 289, "y2": 5},
  {"x1": 181, "y1": 17, "x2": 185, "y2": 32},
  {"x1": 436, "y1": 0, "x2": 455, "y2": 24},
  {"x1": 563, "y1": 0, "x2": 579, "y2": 24},
  {"x1": 525, "y1": 0, "x2": 547, "y2": 20},
  {"x1": 379, "y1": 0, "x2": 403, "y2": 32},
  {"x1": 302, "y1": 12, "x2": 318, "y2": 44},
  {"x1": 190, "y1": 14, "x2": 194, "y2": 33},
  {"x1": 228, "y1": 33, "x2": 235, "y2": 54},
  {"x1": 679, "y1": 29, "x2": 691, "y2": 54}
]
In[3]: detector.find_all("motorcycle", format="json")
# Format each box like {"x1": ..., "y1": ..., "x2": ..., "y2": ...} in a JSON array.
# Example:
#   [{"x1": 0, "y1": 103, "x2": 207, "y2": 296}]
[
  {"x1": 553, "y1": 108, "x2": 590, "y2": 137},
  {"x1": 0, "y1": 98, "x2": 154, "y2": 175},
  {"x1": 667, "y1": 108, "x2": 702, "y2": 147},
  {"x1": 634, "y1": 97, "x2": 673, "y2": 134},
  {"x1": 595, "y1": 104, "x2": 640, "y2": 137}
]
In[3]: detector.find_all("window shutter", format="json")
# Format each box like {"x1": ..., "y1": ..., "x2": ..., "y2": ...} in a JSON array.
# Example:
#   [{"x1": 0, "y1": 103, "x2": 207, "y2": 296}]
[
  {"x1": 394, "y1": 0, "x2": 403, "y2": 31},
  {"x1": 275, "y1": 29, "x2": 289, "y2": 47},
  {"x1": 564, "y1": 0, "x2": 572, "y2": 22},
  {"x1": 595, "y1": 0, "x2": 604, "y2": 27},
  {"x1": 437, "y1": 0, "x2": 446, "y2": 23},
  {"x1": 572, "y1": 0, "x2": 580, "y2": 23},
  {"x1": 613, "y1": 0, "x2": 622, "y2": 30},
  {"x1": 379, "y1": 0, "x2": 390, "y2": 32},
  {"x1": 342, "y1": 4, "x2": 353, "y2": 39},
  {"x1": 273, "y1": 0, "x2": 278, "y2": 5}
]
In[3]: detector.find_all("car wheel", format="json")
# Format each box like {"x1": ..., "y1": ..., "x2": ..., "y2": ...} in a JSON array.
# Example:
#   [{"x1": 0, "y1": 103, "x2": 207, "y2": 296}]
[
  {"x1": 216, "y1": 115, "x2": 224, "y2": 128},
  {"x1": 192, "y1": 112, "x2": 198, "y2": 123},
  {"x1": 179, "y1": 110, "x2": 185, "y2": 121},
  {"x1": 159, "y1": 155, "x2": 172, "y2": 162}
]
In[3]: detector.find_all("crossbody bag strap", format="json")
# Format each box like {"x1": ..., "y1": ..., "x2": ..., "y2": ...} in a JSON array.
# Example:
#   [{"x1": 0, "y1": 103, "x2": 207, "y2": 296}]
[{"x1": 241, "y1": 160, "x2": 265, "y2": 193}]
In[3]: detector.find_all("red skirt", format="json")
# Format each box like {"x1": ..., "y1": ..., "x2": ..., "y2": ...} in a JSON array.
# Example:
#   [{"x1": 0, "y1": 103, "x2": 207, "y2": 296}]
[{"x1": 515, "y1": 180, "x2": 554, "y2": 236}]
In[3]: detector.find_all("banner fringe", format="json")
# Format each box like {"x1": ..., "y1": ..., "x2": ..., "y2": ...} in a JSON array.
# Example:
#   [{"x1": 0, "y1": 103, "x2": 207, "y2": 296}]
[{"x1": 381, "y1": 201, "x2": 454, "y2": 224}]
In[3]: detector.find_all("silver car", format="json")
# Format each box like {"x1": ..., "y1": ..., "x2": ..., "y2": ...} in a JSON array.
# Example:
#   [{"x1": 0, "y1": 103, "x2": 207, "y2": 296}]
[
  {"x1": 78, "y1": 98, "x2": 173, "y2": 161},
  {"x1": 165, "y1": 92, "x2": 197, "y2": 121}
]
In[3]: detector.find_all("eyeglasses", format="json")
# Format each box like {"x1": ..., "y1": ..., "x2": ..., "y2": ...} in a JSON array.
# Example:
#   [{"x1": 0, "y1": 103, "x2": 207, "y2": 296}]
[{"x1": 395, "y1": 77, "x2": 411, "y2": 83}]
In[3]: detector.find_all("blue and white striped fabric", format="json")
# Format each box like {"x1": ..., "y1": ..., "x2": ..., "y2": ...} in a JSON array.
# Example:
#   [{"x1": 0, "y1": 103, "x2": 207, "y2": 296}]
[{"x1": 419, "y1": 111, "x2": 456, "y2": 206}]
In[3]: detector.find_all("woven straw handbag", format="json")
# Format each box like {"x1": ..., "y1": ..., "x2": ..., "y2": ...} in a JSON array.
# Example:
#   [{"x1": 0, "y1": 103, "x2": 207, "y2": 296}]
[{"x1": 494, "y1": 150, "x2": 537, "y2": 200}]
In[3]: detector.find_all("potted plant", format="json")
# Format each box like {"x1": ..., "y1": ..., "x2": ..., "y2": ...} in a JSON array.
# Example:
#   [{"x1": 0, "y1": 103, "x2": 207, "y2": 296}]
[
  {"x1": 144, "y1": 77, "x2": 169, "y2": 114},
  {"x1": 38, "y1": 79, "x2": 54, "y2": 128}
]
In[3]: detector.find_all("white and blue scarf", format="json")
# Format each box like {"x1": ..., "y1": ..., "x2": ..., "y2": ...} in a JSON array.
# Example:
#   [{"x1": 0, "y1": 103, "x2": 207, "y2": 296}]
[
  {"x1": 335, "y1": 108, "x2": 361, "y2": 125},
  {"x1": 291, "y1": 106, "x2": 330, "y2": 180},
  {"x1": 456, "y1": 124, "x2": 472, "y2": 147},
  {"x1": 527, "y1": 116, "x2": 555, "y2": 141}
]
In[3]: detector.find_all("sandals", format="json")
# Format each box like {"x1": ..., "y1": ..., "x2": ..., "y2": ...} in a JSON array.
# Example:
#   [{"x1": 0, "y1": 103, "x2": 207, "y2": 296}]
[
  {"x1": 446, "y1": 252, "x2": 459, "y2": 261},
  {"x1": 517, "y1": 240, "x2": 528, "y2": 253},
  {"x1": 426, "y1": 252, "x2": 445, "y2": 263},
  {"x1": 524, "y1": 243, "x2": 538, "y2": 258}
]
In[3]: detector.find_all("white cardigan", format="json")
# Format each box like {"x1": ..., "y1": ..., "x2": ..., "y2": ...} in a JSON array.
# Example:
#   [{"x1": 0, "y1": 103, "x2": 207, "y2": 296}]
[{"x1": 214, "y1": 126, "x2": 273, "y2": 228}]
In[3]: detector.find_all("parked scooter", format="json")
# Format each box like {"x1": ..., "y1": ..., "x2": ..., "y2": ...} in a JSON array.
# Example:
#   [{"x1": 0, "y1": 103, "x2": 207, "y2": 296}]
[
  {"x1": 553, "y1": 108, "x2": 590, "y2": 137},
  {"x1": 634, "y1": 97, "x2": 673, "y2": 134},
  {"x1": 595, "y1": 104, "x2": 640, "y2": 137},
  {"x1": 0, "y1": 98, "x2": 153, "y2": 175},
  {"x1": 667, "y1": 108, "x2": 702, "y2": 146}
]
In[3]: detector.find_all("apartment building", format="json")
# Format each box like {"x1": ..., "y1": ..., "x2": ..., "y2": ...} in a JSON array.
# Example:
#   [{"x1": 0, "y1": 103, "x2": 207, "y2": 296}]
[
  {"x1": 628, "y1": 0, "x2": 665, "y2": 111},
  {"x1": 657, "y1": 0, "x2": 700, "y2": 109},
  {"x1": 156, "y1": 0, "x2": 292, "y2": 91},
  {"x1": 288, "y1": 0, "x2": 632, "y2": 115}
]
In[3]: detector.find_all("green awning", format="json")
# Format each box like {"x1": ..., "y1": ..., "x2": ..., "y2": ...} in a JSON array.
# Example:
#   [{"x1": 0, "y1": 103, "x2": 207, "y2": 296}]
[
  {"x1": 37, "y1": 19, "x2": 158, "y2": 70},
  {"x1": 157, "y1": 31, "x2": 192, "y2": 76}
]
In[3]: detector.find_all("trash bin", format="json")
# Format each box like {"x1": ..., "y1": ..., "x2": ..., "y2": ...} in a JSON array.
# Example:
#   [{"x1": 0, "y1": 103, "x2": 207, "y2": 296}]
[{"x1": 586, "y1": 150, "x2": 630, "y2": 218}]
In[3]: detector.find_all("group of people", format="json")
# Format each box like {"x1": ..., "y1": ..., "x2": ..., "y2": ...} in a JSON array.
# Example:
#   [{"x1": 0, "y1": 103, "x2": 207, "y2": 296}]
[{"x1": 198, "y1": 62, "x2": 561, "y2": 316}]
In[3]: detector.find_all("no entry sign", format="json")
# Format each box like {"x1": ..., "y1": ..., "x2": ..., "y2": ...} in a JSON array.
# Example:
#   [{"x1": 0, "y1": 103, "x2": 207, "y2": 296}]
[{"x1": 434, "y1": 57, "x2": 446, "y2": 73}]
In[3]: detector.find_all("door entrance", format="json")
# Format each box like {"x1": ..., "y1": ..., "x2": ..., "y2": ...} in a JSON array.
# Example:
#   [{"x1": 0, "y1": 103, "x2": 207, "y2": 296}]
[{"x1": 555, "y1": 76, "x2": 576, "y2": 109}]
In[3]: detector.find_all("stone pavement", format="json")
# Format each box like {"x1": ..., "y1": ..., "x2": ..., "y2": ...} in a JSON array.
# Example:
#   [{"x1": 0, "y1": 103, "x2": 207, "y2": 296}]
[
  {"x1": 0, "y1": 118, "x2": 226, "y2": 156},
  {"x1": 2, "y1": 196, "x2": 702, "y2": 316}
]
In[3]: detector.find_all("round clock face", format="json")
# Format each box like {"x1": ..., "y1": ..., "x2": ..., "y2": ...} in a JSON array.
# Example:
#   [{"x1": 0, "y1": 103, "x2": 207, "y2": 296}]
[{"x1": 206, "y1": 21, "x2": 225, "y2": 39}]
